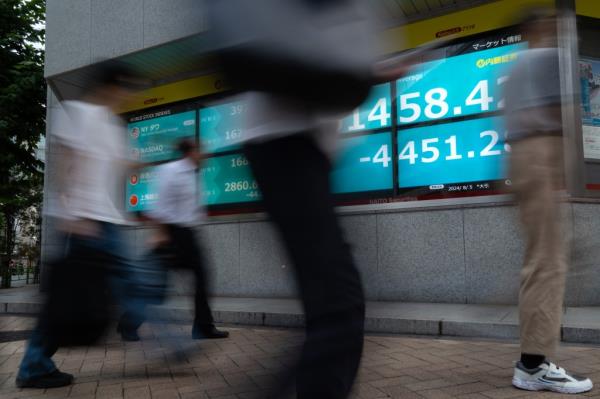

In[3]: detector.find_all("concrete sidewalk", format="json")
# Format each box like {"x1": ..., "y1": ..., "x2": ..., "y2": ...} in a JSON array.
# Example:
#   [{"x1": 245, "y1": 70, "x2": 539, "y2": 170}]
[
  {"x1": 4, "y1": 314, "x2": 600, "y2": 399},
  {"x1": 2, "y1": 285, "x2": 600, "y2": 344}
]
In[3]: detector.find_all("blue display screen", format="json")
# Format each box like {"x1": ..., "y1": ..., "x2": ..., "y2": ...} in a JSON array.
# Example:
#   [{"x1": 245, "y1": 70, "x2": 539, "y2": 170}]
[
  {"x1": 199, "y1": 101, "x2": 246, "y2": 153},
  {"x1": 397, "y1": 43, "x2": 525, "y2": 125},
  {"x1": 580, "y1": 58, "x2": 600, "y2": 126},
  {"x1": 340, "y1": 84, "x2": 392, "y2": 133},
  {"x1": 200, "y1": 154, "x2": 261, "y2": 205},
  {"x1": 331, "y1": 132, "x2": 394, "y2": 193},
  {"x1": 126, "y1": 34, "x2": 526, "y2": 212},
  {"x1": 397, "y1": 116, "x2": 507, "y2": 188}
]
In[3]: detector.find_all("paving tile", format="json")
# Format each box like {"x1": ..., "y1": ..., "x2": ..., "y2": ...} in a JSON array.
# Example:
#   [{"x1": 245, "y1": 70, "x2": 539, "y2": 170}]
[
  {"x1": 95, "y1": 384, "x2": 123, "y2": 399},
  {"x1": 124, "y1": 385, "x2": 151, "y2": 399},
  {"x1": 1, "y1": 315, "x2": 600, "y2": 398}
]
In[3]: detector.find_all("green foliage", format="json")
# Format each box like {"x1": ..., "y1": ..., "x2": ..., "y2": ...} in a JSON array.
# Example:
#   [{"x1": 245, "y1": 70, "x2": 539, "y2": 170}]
[{"x1": 0, "y1": 0, "x2": 46, "y2": 288}]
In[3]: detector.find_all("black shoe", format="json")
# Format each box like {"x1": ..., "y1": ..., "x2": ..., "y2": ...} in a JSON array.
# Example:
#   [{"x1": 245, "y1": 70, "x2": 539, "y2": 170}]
[
  {"x1": 192, "y1": 325, "x2": 229, "y2": 340},
  {"x1": 16, "y1": 370, "x2": 74, "y2": 389},
  {"x1": 117, "y1": 323, "x2": 140, "y2": 342}
]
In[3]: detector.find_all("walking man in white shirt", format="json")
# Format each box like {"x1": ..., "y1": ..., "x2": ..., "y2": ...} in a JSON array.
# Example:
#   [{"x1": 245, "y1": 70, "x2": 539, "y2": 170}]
[
  {"x1": 17, "y1": 61, "x2": 140, "y2": 389},
  {"x1": 117, "y1": 139, "x2": 228, "y2": 341}
]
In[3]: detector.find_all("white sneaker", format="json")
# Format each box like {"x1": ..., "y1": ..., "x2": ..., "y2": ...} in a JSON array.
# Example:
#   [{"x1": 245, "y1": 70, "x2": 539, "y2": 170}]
[{"x1": 513, "y1": 361, "x2": 593, "y2": 394}]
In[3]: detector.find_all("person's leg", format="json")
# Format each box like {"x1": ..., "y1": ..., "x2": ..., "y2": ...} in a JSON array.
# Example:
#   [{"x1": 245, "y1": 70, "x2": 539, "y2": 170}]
[
  {"x1": 115, "y1": 261, "x2": 148, "y2": 342},
  {"x1": 166, "y1": 225, "x2": 227, "y2": 339},
  {"x1": 17, "y1": 237, "x2": 72, "y2": 388},
  {"x1": 17, "y1": 322, "x2": 58, "y2": 380},
  {"x1": 511, "y1": 136, "x2": 591, "y2": 393},
  {"x1": 512, "y1": 136, "x2": 566, "y2": 360},
  {"x1": 16, "y1": 329, "x2": 72, "y2": 388},
  {"x1": 100, "y1": 224, "x2": 147, "y2": 341},
  {"x1": 244, "y1": 134, "x2": 365, "y2": 399}
]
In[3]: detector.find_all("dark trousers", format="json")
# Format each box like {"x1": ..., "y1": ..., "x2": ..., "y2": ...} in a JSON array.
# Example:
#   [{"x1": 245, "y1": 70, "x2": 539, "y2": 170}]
[
  {"x1": 119, "y1": 225, "x2": 214, "y2": 333},
  {"x1": 165, "y1": 225, "x2": 214, "y2": 329},
  {"x1": 244, "y1": 134, "x2": 365, "y2": 399},
  {"x1": 20, "y1": 223, "x2": 126, "y2": 379}
]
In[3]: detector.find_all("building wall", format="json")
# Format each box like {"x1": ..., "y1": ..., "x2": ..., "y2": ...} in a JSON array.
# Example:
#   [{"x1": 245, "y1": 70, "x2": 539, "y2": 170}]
[
  {"x1": 119, "y1": 203, "x2": 600, "y2": 307},
  {"x1": 45, "y1": 0, "x2": 208, "y2": 77},
  {"x1": 42, "y1": 0, "x2": 600, "y2": 305},
  {"x1": 40, "y1": 192, "x2": 600, "y2": 306}
]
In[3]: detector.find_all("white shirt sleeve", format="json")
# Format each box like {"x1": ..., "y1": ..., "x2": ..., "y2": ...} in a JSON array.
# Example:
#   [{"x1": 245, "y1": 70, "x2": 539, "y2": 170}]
[
  {"x1": 51, "y1": 103, "x2": 85, "y2": 150},
  {"x1": 44, "y1": 105, "x2": 79, "y2": 220},
  {"x1": 147, "y1": 164, "x2": 175, "y2": 223}
]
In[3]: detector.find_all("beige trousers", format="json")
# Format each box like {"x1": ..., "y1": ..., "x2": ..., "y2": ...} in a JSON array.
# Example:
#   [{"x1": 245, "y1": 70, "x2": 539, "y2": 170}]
[{"x1": 509, "y1": 135, "x2": 568, "y2": 357}]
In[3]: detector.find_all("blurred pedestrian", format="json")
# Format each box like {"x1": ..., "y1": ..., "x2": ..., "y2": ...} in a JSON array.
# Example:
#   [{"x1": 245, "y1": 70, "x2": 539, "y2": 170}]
[
  {"x1": 208, "y1": 0, "x2": 379, "y2": 397},
  {"x1": 16, "y1": 61, "x2": 140, "y2": 389},
  {"x1": 117, "y1": 139, "x2": 229, "y2": 341},
  {"x1": 504, "y1": 8, "x2": 592, "y2": 394}
]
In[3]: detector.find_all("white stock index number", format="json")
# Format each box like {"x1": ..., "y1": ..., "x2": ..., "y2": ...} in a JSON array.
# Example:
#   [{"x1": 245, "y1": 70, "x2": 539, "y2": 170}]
[
  {"x1": 399, "y1": 78, "x2": 507, "y2": 123},
  {"x1": 230, "y1": 104, "x2": 244, "y2": 116},
  {"x1": 224, "y1": 180, "x2": 258, "y2": 192},
  {"x1": 230, "y1": 156, "x2": 249, "y2": 168},
  {"x1": 347, "y1": 98, "x2": 391, "y2": 132},
  {"x1": 359, "y1": 145, "x2": 392, "y2": 168},
  {"x1": 398, "y1": 131, "x2": 502, "y2": 165}
]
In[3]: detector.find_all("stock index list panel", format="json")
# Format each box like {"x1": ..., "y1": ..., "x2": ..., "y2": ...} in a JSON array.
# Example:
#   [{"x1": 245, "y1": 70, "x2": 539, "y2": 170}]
[
  {"x1": 125, "y1": 108, "x2": 196, "y2": 212},
  {"x1": 126, "y1": 166, "x2": 159, "y2": 212},
  {"x1": 128, "y1": 110, "x2": 196, "y2": 162}
]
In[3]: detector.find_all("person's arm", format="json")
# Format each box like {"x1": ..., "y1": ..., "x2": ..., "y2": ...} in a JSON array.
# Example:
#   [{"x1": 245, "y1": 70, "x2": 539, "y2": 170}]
[
  {"x1": 51, "y1": 105, "x2": 101, "y2": 237},
  {"x1": 146, "y1": 165, "x2": 174, "y2": 225},
  {"x1": 144, "y1": 166, "x2": 177, "y2": 247},
  {"x1": 133, "y1": 213, "x2": 170, "y2": 248}
]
